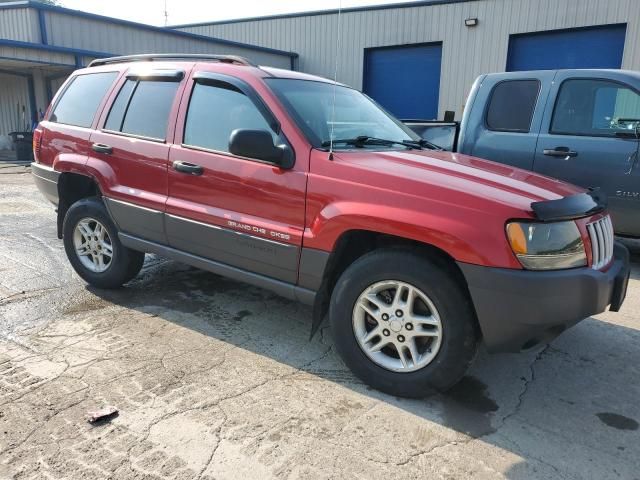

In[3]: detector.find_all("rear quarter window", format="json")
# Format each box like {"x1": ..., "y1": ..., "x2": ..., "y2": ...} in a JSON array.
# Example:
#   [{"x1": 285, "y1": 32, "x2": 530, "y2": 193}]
[
  {"x1": 49, "y1": 72, "x2": 118, "y2": 128},
  {"x1": 485, "y1": 79, "x2": 540, "y2": 133}
]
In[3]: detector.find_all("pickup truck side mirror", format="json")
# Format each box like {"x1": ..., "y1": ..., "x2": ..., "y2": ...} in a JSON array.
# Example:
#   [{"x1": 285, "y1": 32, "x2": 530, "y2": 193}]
[{"x1": 228, "y1": 129, "x2": 294, "y2": 169}]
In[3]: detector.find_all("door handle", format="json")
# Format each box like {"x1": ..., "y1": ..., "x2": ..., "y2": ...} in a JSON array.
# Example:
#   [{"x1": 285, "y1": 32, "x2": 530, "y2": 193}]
[
  {"x1": 173, "y1": 160, "x2": 203, "y2": 176},
  {"x1": 91, "y1": 143, "x2": 113, "y2": 155},
  {"x1": 543, "y1": 147, "x2": 578, "y2": 159}
]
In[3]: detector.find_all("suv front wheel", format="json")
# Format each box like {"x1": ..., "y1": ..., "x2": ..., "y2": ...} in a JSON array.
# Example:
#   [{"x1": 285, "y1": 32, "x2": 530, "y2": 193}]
[
  {"x1": 63, "y1": 197, "x2": 145, "y2": 289},
  {"x1": 329, "y1": 249, "x2": 478, "y2": 398}
]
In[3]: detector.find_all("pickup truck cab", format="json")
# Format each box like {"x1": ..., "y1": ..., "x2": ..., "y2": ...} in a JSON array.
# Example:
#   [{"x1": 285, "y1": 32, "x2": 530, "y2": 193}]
[
  {"x1": 32, "y1": 55, "x2": 630, "y2": 397},
  {"x1": 405, "y1": 70, "x2": 640, "y2": 238}
]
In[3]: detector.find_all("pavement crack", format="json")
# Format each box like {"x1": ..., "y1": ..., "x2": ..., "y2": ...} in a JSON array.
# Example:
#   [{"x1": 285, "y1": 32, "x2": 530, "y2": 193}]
[
  {"x1": 500, "y1": 344, "x2": 551, "y2": 427},
  {"x1": 0, "y1": 287, "x2": 61, "y2": 306},
  {"x1": 196, "y1": 409, "x2": 227, "y2": 479}
]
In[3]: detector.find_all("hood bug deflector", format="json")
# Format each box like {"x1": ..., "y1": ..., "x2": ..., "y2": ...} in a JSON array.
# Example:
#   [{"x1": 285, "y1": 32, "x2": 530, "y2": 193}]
[{"x1": 531, "y1": 188, "x2": 607, "y2": 222}]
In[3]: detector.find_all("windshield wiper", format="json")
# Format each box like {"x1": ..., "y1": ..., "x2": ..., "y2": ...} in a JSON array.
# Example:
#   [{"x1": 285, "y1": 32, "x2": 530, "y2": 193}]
[
  {"x1": 321, "y1": 136, "x2": 420, "y2": 149},
  {"x1": 401, "y1": 139, "x2": 443, "y2": 151}
]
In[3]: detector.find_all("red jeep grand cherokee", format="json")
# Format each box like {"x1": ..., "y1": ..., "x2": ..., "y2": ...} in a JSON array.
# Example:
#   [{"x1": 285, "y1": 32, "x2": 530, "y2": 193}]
[{"x1": 32, "y1": 54, "x2": 630, "y2": 397}]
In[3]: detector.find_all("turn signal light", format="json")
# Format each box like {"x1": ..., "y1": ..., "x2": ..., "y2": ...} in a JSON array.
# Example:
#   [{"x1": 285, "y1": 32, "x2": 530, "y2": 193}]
[{"x1": 506, "y1": 223, "x2": 527, "y2": 255}]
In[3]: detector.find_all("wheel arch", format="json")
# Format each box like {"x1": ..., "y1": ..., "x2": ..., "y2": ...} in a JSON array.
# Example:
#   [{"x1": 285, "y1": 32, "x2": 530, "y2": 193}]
[
  {"x1": 56, "y1": 172, "x2": 102, "y2": 239},
  {"x1": 310, "y1": 229, "x2": 479, "y2": 339}
]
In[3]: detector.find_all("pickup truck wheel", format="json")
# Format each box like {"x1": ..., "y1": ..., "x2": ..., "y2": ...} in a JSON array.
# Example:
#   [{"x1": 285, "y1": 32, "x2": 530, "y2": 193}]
[
  {"x1": 329, "y1": 249, "x2": 478, "y2": 398},
  {"x1": 63, "y1": 197, "x2": 145, "y2": 289}
]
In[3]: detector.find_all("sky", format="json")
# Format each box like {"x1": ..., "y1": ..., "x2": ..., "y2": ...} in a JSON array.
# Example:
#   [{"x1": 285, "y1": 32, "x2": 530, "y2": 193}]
[{"x1": 56, "y1": 0, "x2": 422, "y2": 27}]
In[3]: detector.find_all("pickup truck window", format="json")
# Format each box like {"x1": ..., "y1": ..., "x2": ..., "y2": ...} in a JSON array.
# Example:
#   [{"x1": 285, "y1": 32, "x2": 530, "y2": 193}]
[
  {"x1": 551, "y1": 79, "x2": 640, "y2": 137},
  {"x1": 104, "y1": 79, "x2": 180, "y2": 140},
  {"x1": 266, "y1": 78, "x2": 418, "y2": 148},
  {"x1": 49, "y1": 72, "x2": 118, "y2": 128},
  {"x1": 486, "y1": 80, "x2": 540, "y2": 133},
  {"x1": 183, "y1": 82, "x2": 277, "y2": 154}
]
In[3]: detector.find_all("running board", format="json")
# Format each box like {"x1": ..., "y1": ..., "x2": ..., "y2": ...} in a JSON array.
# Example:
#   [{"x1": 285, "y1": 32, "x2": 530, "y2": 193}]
[{"x1": 119, "y1": 233, "x2": 316, "y2": 305}]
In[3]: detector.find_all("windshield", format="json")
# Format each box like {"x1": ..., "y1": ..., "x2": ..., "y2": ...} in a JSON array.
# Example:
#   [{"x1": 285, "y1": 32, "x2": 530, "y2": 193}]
[{"x1": 266, "y1": 78, "x2": 420, "y2": 149}]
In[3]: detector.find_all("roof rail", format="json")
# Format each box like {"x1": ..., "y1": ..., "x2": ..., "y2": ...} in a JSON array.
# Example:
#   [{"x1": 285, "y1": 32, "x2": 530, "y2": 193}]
[{"x1": 88, "y1": 53, "x2": 257, "y2": 68}]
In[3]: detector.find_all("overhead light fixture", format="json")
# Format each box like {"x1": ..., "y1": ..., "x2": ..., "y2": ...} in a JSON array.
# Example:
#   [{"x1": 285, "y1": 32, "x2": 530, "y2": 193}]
[{"x1": 465, "y1": 18, "x2": 478, "y2": 27}]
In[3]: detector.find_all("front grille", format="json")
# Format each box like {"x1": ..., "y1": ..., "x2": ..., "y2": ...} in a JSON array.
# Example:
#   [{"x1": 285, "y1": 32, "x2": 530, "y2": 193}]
[{"x1": 587, "y1": 215, "x2": 614, "y2": 270}]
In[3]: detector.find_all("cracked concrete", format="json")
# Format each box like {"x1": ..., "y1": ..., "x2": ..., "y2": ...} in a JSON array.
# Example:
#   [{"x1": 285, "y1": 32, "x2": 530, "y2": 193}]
[{"x1": 0, "y1": 168, "x2": 639, "y2": 479}]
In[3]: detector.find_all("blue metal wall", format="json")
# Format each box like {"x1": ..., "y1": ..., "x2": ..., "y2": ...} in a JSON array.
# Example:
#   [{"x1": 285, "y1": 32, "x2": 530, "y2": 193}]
[
  {"x1": 363, "y1": 43, "x2": 442, "y2": 120},
  {"x1": 507, "y1": 24, "x2": 626, "y2": 71}
]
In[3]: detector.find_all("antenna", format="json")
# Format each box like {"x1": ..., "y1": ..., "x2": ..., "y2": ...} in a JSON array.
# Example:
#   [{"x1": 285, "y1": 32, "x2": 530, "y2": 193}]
[
  {"x1": 164, "y1": 0, "x2": 169, "y2": 26},
  {"x1": 328, "y1": 0, "x2": 343, "y2": 161}
]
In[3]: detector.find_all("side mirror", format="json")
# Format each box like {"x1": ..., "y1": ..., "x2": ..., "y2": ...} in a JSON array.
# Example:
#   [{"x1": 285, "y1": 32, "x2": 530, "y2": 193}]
[{"x1": 228, "y1": 129, "x2": 294, "y2": 169}]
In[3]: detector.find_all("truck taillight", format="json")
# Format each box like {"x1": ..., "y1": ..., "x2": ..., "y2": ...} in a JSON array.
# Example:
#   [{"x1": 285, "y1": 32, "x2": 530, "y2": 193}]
[{"x1": 33, "y1": 129, "x2": 42, "y2": 163}]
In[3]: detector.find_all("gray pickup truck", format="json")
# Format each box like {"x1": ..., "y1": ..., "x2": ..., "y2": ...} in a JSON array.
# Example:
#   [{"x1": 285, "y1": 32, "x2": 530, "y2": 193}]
[{"x1": 405, "y1": 70, "x2": 640, "y2": 237}]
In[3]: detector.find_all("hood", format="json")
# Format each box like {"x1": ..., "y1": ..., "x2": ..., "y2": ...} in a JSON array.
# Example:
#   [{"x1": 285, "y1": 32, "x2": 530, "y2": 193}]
[{"x1": 334, "y1": 149, "x2": 583, "y2": 215}]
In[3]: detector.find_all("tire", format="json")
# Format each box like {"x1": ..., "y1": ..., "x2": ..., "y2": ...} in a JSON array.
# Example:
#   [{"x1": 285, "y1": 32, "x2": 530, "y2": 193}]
[
  {"x1": 62, "y1": 197, "x2": 145, "y2": 289},
  {"x1": 329, "y1": 248, "x2": 478, "y2": 398}
]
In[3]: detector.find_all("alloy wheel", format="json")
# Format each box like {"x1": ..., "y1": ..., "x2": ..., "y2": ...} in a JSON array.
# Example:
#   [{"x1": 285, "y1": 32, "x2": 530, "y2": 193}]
[
  {"x1": 352, "y1": 280, "x2": 443, "y2": 372},
  {"x1": 73, "y1": 217, "x2": 113, "y2": 273}
]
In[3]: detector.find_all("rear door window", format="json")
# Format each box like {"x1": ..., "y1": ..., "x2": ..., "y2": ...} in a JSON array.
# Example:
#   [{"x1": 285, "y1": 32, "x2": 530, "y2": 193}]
[
  {"x1": 104, "y1": 79, "x2": 136, "y2": 132},
  {"x1": 551, "y1": 79, "x2": 640, "y2": 136},
  {"x1": 50, "y1": 72, "x2": 118, "y2": 128},
  {"x1": 105, "y1": 79, "x2": 180, "y2": 140},
  {"x1": 486, "y1": 80, "x2": 540, "y2": 132}
]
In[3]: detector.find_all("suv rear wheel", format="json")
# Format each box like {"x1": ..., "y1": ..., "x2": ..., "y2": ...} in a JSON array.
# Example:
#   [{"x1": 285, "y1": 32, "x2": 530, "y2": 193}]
[
  {"x1": 63, "y1": 197, "x2": 144, "y2": 288},
  {"x1": 329, "y1": 249, "x2": 478, "y2": 398}
]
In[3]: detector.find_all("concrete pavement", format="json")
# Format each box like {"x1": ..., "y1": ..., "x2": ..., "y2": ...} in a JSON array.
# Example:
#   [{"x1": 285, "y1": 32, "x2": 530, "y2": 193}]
[{"x1": 0, "y1": 167, "x2": 638, "y2": 479}]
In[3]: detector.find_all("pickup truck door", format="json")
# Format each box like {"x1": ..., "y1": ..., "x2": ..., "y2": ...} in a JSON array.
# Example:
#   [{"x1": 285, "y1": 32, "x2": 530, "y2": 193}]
[
  {"x1": 459, "y1": 71, "x2": 555, "y2": 170},
  {"x1": 165, "y1": 72, "x2": 307, "y2": 284},
  {"x1": 533, "y1": 71, "x2": 640, "y2": 236}
]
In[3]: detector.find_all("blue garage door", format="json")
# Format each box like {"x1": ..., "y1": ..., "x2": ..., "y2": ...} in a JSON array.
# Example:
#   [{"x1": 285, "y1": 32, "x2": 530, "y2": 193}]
[
  {"x1": 364, "y1": 43, "x2": 442, "y2": 120},
  {"x1": 507, "y1": 24, "x2": 626, "y2": 71}
]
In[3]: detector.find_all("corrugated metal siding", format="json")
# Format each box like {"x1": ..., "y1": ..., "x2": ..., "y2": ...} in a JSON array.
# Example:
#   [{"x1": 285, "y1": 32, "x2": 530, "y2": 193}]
[
  {"x1": 0, "y1": 73, "x2": 29, "y2": 136},
  {"x1": 42, "y1": 11, "x2": 291, "y2": 69},
  {"x1": 0, "y1": 45, "x2": 73, "y2": 66},
  {"x1": 48, "y1": 75, "x2": 67, "y2": 99},
  {"x1": 0, "y1": 7, "x2": 39, "y2": 42},
  {"x1": 178, "y1": 0, "x2": 640, "y2": 118}
]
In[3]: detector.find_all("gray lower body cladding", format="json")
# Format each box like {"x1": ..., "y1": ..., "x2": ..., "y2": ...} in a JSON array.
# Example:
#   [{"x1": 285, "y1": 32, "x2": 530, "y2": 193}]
[
  {"x1": 104, "y1": 198, "x2": 166, "y2": 245},
  {"x1": 31, "y1": 163, "x2": 60, "y2": 206},
  {"x1": 119, "y1": 233, "x2": 316, "y2": 305},
  {"x1": 165, "y1": 214, "x2": 299, "y2": 284},
  {"x1": 457, "y1": 242, "x2": 630, "y2": 352},
  {"x1": 102, "y1": 196, "x2": 329, "y2": 304}
]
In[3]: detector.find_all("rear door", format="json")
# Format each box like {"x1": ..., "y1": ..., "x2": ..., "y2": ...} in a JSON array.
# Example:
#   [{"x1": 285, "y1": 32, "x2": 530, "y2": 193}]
[
  {"x1": 89, "y1": 67, "x2": 187, "y2": 244},
  {"x1": 534, "y1": 72, "x2": 640, "y2": 236},
  {"x1": 462, "y1": 72, "x2": 554, "y2": 170},
  {"x1": 166, "y1": 71, "x2": 307, "y2": 283}
]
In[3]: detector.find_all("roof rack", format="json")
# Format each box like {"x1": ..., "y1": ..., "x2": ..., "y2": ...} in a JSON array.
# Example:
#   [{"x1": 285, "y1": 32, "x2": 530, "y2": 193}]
[{"x1": 88, "y1": 53, "x2": 257, "y2": 68}]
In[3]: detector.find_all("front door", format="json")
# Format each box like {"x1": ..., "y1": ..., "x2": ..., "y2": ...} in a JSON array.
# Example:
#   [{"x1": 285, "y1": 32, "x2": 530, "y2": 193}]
[
  {"x1": 534, "y1": 73, "x2": 640, "y2": 236},
  {"x1": 166, "y1": 72, "x2": 307, "y2": 283}
]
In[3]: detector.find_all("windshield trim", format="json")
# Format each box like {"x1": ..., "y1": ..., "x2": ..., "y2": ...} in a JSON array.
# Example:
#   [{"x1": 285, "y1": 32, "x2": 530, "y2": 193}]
[{"x1": 264, "y1": 77, "x2": 420, "y2": 150}]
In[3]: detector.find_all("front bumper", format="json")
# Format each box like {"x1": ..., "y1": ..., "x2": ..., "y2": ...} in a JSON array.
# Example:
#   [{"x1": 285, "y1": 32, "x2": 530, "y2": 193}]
[
  {"x1": 31, "y1": 162, "x2": 60, "y2": 206},
  {"x1": 458, "y1": 242, "x2": 630, "y2": 352}
]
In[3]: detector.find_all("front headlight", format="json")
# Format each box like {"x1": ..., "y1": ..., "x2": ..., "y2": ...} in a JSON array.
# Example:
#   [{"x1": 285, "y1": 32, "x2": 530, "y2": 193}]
[{"x1": 506, "y1": 220, "x2": 586, "y2": 270}]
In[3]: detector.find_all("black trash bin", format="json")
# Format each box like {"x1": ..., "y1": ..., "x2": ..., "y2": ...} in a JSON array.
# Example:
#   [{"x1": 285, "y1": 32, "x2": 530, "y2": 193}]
[{"x1": 9, "y1": 132, "x2": 34, "y2": 162}]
